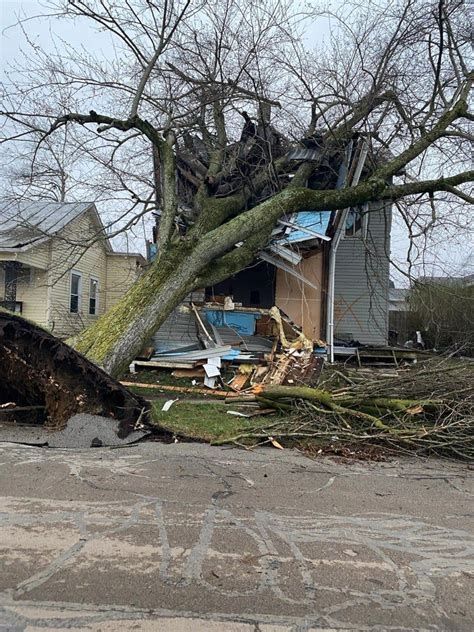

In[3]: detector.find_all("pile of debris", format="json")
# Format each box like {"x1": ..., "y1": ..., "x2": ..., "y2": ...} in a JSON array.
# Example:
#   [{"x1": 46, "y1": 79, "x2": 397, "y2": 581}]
[
  {"x1": 215, "y1": 357, "x2": 474, "y2": 460},
  {"x1": 128, "y1": 301, "x2": 326, "y2": 392}
]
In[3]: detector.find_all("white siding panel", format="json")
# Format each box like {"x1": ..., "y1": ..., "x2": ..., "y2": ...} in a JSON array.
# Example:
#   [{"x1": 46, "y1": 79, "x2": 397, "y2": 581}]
[{"x1": 105, "y1": 254, "x2": 142, "y2": 311}]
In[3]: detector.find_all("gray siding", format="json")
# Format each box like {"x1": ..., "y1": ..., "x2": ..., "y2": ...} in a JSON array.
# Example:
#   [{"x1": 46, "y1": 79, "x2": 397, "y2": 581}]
[
  {"x1": 334, "y1": 202, "x2": 391, "y2": 346},
  {"x1": 151, "y1": 289, "x2": 205, "y2": 353}
]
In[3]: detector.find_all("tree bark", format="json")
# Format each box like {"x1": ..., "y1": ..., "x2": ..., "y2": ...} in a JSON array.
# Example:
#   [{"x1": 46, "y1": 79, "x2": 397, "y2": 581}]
[
  {"x1": 70, "y1": 224, "x2": 272, "y2": 377},
  {"x1": 70, "y1": 243, "x2": 198, "y2": 377}
]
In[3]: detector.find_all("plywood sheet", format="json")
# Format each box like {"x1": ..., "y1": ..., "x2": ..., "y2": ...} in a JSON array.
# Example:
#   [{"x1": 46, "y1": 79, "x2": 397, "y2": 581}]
[{"x1": 275, "y1": 251, "x2": 323, "y2": 341}]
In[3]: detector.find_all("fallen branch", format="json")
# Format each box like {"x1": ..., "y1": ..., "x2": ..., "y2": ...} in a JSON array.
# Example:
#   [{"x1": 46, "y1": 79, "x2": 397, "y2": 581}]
[
  {"x1": 120, "y1": 381, "x2": 243, "y2": 398},
  {"x1": 224, "y1": 358, "x2": 474, "y2": 459}
]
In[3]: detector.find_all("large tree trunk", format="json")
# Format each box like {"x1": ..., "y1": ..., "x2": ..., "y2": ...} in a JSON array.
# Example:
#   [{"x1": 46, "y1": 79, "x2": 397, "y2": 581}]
[
  {"x1": 70, "y1": 229, "x2": 265, "y2": 377},
  {"x1": 68, "y1": 182, "x2": 374, "y2": 376},
  {"x1": 70, "y1": 174, "x2": 442, "y2": 377},
  {"x1": 71, "y1": 243, "x2": 200, "y2": 377},
  {"x1": 71, "y1": 190, "x2": 305, "y2": 377}
]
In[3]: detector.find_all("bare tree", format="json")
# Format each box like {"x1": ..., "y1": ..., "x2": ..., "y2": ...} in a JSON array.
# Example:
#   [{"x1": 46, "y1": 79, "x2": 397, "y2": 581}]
[{"x1": 1, "y1": 0, "x2": 472, "y2": 376}]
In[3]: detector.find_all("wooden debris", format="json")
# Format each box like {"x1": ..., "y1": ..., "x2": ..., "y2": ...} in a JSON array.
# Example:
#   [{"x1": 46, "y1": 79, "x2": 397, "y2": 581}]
[
  {"x1": 251, "y1": 365, "x2": 269, "y2": 384},
  {"x1": 269, "y1": 436, "x2": 284, "y2": 450},
  {"x1": 283, "y1": 354, "x2": 324, "y2": 386},
  {"x1": 229, "y1": 373, "x2": 249, "y2": 391},
  {"x1": 191, "y1": 302, "x2": 214, "y2": 344},
  {"x1": 247, "y1": 408, "x2": 275, "y2": 417},
  {"x1": 224, "y1": 394, "x2": 257, "y2": 402},
  {"x1": 263, "y1": 353, "x2": 295, "y2": 385},
  {"x1": 120, "y1": 381, "x2": 242, "y2": 398}
]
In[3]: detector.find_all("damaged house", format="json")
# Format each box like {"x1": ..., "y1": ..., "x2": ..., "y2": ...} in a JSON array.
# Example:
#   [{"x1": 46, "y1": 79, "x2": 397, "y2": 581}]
[
  {"x1": 0, "y1": 200, "x2": 145, "y2": 337},
  {"x1": 145, "y1": 123, "x2": 392, "y2": 374}
]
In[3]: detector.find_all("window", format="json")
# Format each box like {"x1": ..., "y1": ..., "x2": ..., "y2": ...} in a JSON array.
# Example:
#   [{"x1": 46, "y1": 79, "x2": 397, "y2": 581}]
[
  {"x1": 70, "y1": 272, "x2": 82, "y2": 313},
  {"x1": 345, "y1": 206, "x2": 368, "y2": 238},
  {"x1": 345, "y1": 207, "x2": 362, "y2": 237},
  {"x1": 89, "y1": 277, "x2": 99, "y2": 315}
]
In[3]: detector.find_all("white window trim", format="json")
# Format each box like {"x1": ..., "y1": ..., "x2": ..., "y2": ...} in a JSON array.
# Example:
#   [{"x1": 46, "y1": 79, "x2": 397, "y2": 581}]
[
  {"x1": 70, "y1": 270, "x2": 82, "y2": 314},
  {"x1": 89, "y1": 275, "x2": 99, "y2": 316},
  {"x1": 361, "y1": 204, "x2": 369, "y2": 239}
]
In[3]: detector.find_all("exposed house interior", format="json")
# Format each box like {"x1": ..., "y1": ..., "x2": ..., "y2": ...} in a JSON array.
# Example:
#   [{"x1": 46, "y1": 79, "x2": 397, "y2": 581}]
[{"x1": 148, "y1": 129, "x2": 392, "y2": 365}]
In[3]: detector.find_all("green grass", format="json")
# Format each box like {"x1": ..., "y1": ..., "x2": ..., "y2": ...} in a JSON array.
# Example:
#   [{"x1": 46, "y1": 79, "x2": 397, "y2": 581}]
[
  {"x1": 125, "y1": 369, "x2": 280, "y2": 444},
  {"x1": 151, "y1": 400, "x2": 275, "y2": 442}
]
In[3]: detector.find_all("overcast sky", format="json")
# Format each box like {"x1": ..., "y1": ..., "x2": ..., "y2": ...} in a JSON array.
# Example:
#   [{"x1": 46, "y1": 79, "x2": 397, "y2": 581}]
[{"x1": 1, "y1": 1, "x2": 472, "y2": 282}]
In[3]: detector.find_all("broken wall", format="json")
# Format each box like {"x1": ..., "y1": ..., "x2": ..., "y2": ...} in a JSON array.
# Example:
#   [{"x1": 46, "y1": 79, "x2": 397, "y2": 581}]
[
  {"x1": 206, "y1": 262, "x2": 276, "y2": 308},
  {"x1": 275, "y1": 251, "x2": 323, "y2": 341}
]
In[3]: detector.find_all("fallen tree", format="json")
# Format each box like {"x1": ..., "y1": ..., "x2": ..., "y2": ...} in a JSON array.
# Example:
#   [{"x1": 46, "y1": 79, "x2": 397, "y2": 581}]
[
  {"x1": 215, "y1": 358, "x2": 474, "y2": 460},
  {"x1": 0, "y1": 310, "x2": 149, "y2": 435},
  {"x1": 1, "y1": 1, "x2": 472, "y2": 377}
]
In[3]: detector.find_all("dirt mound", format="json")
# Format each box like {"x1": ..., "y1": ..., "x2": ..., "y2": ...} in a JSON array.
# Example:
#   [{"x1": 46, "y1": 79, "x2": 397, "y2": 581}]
[{"x1": 0, "y1": 310, "x2": 149, "y2": 437}]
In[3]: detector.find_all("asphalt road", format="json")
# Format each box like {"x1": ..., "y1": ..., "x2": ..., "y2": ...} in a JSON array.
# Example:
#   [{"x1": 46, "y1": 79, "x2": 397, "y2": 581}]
[{"x1": 0, "y1": 441, "x2": 473, "y2": 631}]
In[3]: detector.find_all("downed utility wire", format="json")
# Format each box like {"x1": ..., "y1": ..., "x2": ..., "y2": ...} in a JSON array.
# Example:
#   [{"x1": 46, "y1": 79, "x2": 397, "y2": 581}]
[{"x1": 213, "y1": 357, "x2": 474, "y2": 460}]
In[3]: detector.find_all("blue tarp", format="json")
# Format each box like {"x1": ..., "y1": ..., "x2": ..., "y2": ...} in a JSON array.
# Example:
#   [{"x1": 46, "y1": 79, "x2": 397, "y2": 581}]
[{"x1": 221, "y1": 348, "x2": 242, "y2": 361}]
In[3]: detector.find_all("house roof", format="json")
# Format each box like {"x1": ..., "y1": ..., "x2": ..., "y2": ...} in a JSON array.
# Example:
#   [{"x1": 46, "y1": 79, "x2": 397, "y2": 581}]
[
  {"x1": 0, "y1": 200, "x2": 109, "y2": 251},
  {"x1": 416, "y1": 274, "x2": 474, "y2": 287}
]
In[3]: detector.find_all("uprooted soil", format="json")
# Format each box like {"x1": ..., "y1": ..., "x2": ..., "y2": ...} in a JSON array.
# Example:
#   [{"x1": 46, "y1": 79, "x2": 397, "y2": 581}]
[{"x1": 0, "y1": 310, "x2": 149, "y2": 437}]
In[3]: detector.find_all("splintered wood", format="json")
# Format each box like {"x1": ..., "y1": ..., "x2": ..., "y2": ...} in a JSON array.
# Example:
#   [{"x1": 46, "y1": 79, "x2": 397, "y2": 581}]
[
  {"x1": 229, "y1": 373, "x2": 250, "y2": 391},
  {"x1": 260, "y1": 351, "x2": 324, "y2": 386}
]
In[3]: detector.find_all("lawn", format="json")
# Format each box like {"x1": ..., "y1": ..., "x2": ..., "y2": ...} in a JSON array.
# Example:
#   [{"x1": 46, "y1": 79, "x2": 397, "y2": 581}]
[{"x1": 150, "y1": 400, "x2": 277, "y2": 443}]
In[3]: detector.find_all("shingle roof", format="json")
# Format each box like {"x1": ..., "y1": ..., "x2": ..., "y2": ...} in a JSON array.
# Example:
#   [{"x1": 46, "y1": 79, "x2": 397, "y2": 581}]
[{"x1": 0, "y1": 200, "x2": 96, "y2": 250}]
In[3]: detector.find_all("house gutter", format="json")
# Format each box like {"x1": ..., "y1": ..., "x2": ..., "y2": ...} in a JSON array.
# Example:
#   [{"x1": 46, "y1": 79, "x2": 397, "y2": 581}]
[{"x1": 326, "y1": 138, "x2": 369, "y2": 363}]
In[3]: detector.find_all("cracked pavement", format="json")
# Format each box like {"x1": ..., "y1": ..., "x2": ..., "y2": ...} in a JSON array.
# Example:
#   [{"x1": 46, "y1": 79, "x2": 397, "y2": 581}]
[{"x1": 0, "y1": 441, "x2": 473, "y2": 631}]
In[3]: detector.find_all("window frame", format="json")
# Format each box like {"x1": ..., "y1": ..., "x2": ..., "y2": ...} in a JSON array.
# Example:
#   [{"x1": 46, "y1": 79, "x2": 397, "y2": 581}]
[
  {"x1": 345, "y1": 207, "x2": 362, "y2": 237},
  {"x1": 70, "y1": 270, "x2": 82, "y2": 314},
  {"x1": 89, "y1": 276, "x2": 99, "y2": 316},
  {"x1": 345, "y1": 205, "x2": 369, "y2": 239}
]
